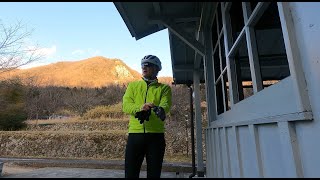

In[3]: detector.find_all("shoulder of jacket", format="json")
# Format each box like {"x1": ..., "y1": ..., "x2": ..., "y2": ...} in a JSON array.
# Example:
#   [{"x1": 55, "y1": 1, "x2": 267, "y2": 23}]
[
  {"x1": 130, "y1": 80, "x2": 143, "y2": 84},
  {"x1": 128, "y1": 80, "x2": 145, "y2": 87},
  {"x1": 157, "y1": 82, "x2": 171, "y2": 89}
]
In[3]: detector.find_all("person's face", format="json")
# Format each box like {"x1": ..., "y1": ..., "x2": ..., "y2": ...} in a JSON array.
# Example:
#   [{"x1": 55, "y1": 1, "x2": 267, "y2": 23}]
[{"x1": 141, "y1": 62, "x2": 158, "y2": 79}]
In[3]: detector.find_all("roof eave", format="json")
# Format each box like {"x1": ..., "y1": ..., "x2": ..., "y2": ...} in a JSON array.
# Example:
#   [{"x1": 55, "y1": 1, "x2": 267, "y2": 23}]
[{"x1": 113, "y1": 2, "x2": 137, "y2": 39}]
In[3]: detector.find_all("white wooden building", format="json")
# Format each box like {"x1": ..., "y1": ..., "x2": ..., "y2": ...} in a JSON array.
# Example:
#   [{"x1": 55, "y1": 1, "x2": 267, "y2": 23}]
[{"x1": 114, "y1": 2, "x2": 320, "y2": 178}]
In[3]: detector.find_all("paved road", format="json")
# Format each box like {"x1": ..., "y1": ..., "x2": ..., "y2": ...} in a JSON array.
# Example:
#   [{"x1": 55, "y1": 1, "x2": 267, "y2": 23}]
[
  {"x1": 0, "y1": 158, "x2": 197, "y2": 178},
  {"x1": 2, "y1": 167, "x2": 190, "y2": 178}
]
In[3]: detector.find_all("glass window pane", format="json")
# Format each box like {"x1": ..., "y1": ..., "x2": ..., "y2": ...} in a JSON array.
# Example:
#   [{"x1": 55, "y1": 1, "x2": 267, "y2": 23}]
[
  {"x1": 213, "y1": 46, "x2": 221, "y2": 81},
  {"x1": 250, "y1": 1, "x2": 258, "y2": 12},
  {"x1": 228, "y1": 2, "x2": 245, "y2": 46},
  {"x1": 212, "y1": 11, "x2": 218, "y2": 46},
  {"x1": 253, "y1": 2, "x2": 290, "y2": 88},
  {"x1": 217, "y1": 3, "x2": 223, "y2": 33},
  {"x1": 216, "y1": 80, "x2": 224, "y2": 115},
  {"x1": 233, "y1": 34, "x2": 253, "y2": 101},
  {"x1": 223, "y1": 72, "x2": 230, "y2": 111},
  {"x1": 220, "y1": 33, "x2": 226, "y2": 69}
]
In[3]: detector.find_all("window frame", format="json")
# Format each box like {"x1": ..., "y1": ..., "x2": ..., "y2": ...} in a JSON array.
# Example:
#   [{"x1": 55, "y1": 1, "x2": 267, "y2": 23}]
[{"x1": 208, "y1": 2, "x2": 312, "y2": 126}]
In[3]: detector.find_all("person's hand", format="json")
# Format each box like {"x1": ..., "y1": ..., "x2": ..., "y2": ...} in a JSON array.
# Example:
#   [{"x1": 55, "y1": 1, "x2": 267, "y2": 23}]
[
  {"x1": 135, "y1": 109, "x2": 151, "y2": 124},
  {"x1": 153, "y1": 106, "x2": 166, "y2": 121},
  {"x1": 141, "y1": 103, "x2": 154, "y2": 111}
]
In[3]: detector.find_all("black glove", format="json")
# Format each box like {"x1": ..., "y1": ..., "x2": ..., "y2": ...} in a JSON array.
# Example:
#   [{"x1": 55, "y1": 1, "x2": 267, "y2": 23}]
[
  {"x1": 153, "y1": 106, "x2": 166, "y2": 121},
  {"x1": 135, "y1": 109, "x2": 151, "y2": 124}
]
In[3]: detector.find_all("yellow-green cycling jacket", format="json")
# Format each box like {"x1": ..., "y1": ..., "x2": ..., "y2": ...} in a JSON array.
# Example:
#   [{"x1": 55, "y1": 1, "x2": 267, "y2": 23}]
[{"x1": 122, "y1": 79, "x2": 172, "y2": 133}]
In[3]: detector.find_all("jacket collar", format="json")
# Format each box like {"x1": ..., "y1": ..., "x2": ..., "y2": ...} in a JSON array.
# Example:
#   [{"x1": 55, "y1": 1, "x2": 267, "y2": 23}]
[{"x1": 141, "y1": 77, "x2": 158, "y2": 86}]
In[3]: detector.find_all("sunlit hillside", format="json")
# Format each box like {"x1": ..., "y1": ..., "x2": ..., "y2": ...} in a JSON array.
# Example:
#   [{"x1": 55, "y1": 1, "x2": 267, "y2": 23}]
[{"x1": 0, "y1": 56, "x2": 173, "y2": 87}]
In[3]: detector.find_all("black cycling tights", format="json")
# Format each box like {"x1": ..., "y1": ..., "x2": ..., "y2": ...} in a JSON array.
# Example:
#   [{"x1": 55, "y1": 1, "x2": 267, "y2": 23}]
[{"x1": 125, "y1": 133, "x2": 166, "y2": 178}]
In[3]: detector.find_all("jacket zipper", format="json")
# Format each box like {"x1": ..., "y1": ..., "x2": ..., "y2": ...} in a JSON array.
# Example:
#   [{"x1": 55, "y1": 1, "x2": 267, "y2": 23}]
[{"x1": 143, "y1": 83, "x2": 150, "y2": 133}]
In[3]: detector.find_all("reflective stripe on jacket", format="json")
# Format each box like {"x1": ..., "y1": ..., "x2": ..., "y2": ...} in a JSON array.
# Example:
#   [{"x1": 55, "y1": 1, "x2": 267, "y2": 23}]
[{"x1": 122, "y1": 79, "x2": 172, "y2": 133}]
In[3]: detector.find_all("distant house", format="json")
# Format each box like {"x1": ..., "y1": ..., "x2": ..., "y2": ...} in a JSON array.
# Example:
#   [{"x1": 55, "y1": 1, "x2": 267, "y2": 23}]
[{"x1": 114, "y1": 2, "x2": 320, "y2": 178}]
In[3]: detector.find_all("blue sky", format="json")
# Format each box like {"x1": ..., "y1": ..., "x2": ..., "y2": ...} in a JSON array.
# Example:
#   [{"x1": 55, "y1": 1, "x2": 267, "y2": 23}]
[{"x1": 0, "y1": 2, "x2": 172, "y2": 77}]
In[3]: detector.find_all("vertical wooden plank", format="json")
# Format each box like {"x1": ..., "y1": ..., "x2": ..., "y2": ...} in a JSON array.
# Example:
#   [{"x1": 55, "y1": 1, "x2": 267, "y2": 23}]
[
  {"x1": 278, "y1": 121, "x2": 303, "y2": 177},
  {"x1": 232, "y1": 126, "x2": 243, "y2": 177},
  {"x1": 248, "y1": 124, "x2": 264, "y2": 177},
  {"x1": 207, "y1": 128, "x2": 215, "y2": 177},
  {"x1": 212, "y1": 128, "x2": 218, "y2": 178},
  {"x1": 236, "y1": 126, "x2": 244, "y2": 178},
  {"x1": 205, "y1": 129, "x2": 210, "y2": 177},
  {"x1": 221, "y1": 127, "x2": 231, "y2": 177},
  {"x1": 218, "y1": 128, "x2": 224, "y2": 177},
  {"x1": 225, "y1": 127, "x2": 232, "y2": 177},
  {"x1": 215, "y1": 128, "x2": 222, "y2": 177}
]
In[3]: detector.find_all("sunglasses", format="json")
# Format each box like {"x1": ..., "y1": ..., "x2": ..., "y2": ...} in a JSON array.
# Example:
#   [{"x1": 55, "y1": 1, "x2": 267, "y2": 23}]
[{"x1": 141, "y1": 63, "x2": 156, "y2": 68}]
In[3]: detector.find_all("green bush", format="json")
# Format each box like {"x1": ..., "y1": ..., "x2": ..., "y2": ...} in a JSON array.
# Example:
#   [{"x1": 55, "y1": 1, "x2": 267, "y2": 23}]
[
  {"x1": 0, "y1": 103, "x2": 27, "y2": 130},
  {"x1": 82, "y1": 102, "x2": 126, "y2": 120},
  {"x1": 0, "y1": 79, "x2": 28, "y2": 130}
]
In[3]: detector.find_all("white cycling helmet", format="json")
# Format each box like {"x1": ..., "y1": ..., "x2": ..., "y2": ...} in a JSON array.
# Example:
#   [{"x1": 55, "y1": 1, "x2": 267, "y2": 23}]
[{"x1": 141, "y1": 55, "x2": 162, "y2": 71}]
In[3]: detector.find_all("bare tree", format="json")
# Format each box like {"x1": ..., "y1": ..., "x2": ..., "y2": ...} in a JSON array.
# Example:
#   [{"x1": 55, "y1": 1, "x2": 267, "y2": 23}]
[
  {"x1": 63, "y1": 88, "x2": 99, "y2": 116},
  {"x1": 0, "y1": 19, "x2": 43, "y2": 73}
]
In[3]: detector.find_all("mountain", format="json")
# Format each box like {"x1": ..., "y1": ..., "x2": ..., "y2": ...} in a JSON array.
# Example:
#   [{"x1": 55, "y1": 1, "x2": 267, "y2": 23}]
[{"x1": 0, "y1": 56, "x2": 173, "y2": 87}]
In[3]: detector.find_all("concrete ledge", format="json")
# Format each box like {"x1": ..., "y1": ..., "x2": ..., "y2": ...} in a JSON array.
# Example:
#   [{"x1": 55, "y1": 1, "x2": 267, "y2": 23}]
[{"x1": 0, "y1": 157, "x2": 194, "y2": 173}]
